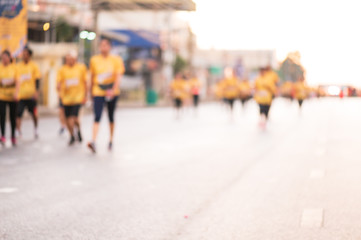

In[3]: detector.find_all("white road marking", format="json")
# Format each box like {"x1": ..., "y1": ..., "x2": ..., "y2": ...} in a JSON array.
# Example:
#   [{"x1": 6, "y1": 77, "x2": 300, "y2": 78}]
[
  {"x1": 0, "y1": 187, "x2": 18, "y2": 193},
  {"x1": 71, "y1": 181, "x2": 83, "y2": 187},
  {"x1": 315, "y1": 149, "x2": 326, "y2": 157},
  {"x1": 309, "y1": 169, "x2": 325, "y2": 179},
  {"x1": 301, "y1": 208, "x2": 324, "y2": 228}
]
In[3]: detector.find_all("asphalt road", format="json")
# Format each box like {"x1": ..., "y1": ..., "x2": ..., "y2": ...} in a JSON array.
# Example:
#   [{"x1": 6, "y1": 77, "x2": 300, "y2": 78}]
[{"x1": 1, "y1": 98, "x2": 361, "y2": 240}]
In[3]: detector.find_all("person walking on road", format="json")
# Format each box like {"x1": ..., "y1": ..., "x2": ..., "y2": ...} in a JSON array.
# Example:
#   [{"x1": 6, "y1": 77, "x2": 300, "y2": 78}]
[
  {"x1": 188, "y1": 73, "x2": 201, "y2": 109},
  {"x1": 87, "y1": 38, "x2": 125, "y2": 153},
  {"x1": 219, "y1": 68, "x2": 240, "y2": 115},
  {"x1": 57, "y1": 51, "x2": 87, "y2": 146},
  {"x1": 170, "y1": 73, "x2": 188, "y2": 119},
  {"x1": 0, "y1": 50, "x2": 19, "y2": 146},
  {"x1": 238, "y1": 78, "x2": 252, "y2": 108},
  {"x1": 254, "y1": 67, "x2": 276, "y2": 129},
  {"x1": 16, "y1": 47, "x2": 41, "y2": 139},
  {"x1": 294, "y1": 76, "x2": 308, "y2": 109}
]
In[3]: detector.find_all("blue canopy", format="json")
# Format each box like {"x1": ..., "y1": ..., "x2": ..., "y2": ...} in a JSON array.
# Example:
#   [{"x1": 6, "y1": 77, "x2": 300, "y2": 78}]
[{"x1": 109, "y1": 30, "x2": 160, "y2": 48}]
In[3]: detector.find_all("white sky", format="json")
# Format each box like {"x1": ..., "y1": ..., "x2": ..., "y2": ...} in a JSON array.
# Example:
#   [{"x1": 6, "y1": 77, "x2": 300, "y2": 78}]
[{"x1": 185, "y1": 0, "x2": 361, "y2": 86}]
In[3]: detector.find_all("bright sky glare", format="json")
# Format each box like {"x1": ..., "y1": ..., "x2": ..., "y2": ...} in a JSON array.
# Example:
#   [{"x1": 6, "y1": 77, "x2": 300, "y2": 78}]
[{"x1": 187, "y1": 0, "x2": 361, "y2": 86}]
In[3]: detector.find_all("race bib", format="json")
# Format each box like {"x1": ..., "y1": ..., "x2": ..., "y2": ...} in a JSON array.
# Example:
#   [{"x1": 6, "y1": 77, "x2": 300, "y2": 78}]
[
  {"x1": 20, "y1": 74, "x2": 31, "y2": 82},
  {"x1": 66, "y1": 78, "x2": 79, "y2": 87},
  {"x1": 256, "y1": 90, "x2": 269, "y2": 97},
  {"x1": 97, "y1": 72, "x2": 113, "y2": 84},
  {"x1": 1, "y1": 78, "x2": 15, "y2": 86}
]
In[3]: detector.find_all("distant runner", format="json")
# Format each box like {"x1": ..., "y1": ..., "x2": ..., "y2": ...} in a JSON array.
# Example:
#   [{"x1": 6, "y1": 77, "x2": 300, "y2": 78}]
[
  {"x1": 57, "y1": 51, "x2": 87, "y2": 146},
  {"x1": 188, "y1": 74, "x2": 201, "y2": 109},
  {"x1": 0, "y1": 50, "x2": 19, "y2": 146},
  {"x1": 170, "y1": 73, "x2": 188, "y2": 119},
  {"x1": 87, "y1": 38, "x2": 125, "y2": 153},
  {"x1": 254, "y1": 67, "x2": 276, "y2": 129},
  {"x1": 16, "y1": 47, "x2": 41, "y2": 139},
  {"x1": 219, "y1": 68, "x2": 240, "y2": 113},
  {"x1": 294, "y1": 76, "x2": 308, "y2": 109}
]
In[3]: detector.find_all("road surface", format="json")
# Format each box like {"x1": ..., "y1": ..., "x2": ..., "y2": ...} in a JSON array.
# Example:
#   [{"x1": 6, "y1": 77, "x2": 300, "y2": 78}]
[{"x1": 1, "y1": 98, "x2": 360, "y2": 240}]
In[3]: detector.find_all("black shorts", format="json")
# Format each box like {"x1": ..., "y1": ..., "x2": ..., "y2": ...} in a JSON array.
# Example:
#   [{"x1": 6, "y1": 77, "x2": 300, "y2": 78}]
[
  {"x1": 193, "y1": 94, "x2": 199, "y2": 107},
  {"x1": 226, "y1": 98, "x2": 236, "y2": 109},
  {"x1": 298, "y1": 99, "x2": 304, "y2": 107},
  {"x1": 17, "y1": 99, "x2": 37, "y2": 118},
  {"x1": 64, "y1": 105, "x2": 81, "y2": 118},
  {"x1": 174, "y1": 98, "x2": 183, "y2": 108},
  {"x1": 259, "y1": 104, "x2": 271, "y2": 118}
]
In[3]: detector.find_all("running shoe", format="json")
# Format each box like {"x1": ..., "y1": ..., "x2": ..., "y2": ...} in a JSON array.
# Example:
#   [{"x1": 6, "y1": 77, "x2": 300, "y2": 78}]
[
  {"x1": 87, "y1": 142, "x2": 96, "y2": 153},
  {"x1": 68, "y1": 136, "x2": 76, "y2": 146},
  {"x1": 11, "y1": 137, "x2": 17, "y2": 147},
  {"x1": 59, "y1": 127, "x2": 65, "y2": 136},
  {"x1": 0, "y1": 137, "x2": 5, "y2": 146},
  {"x1": 77, "y1": 131, "x2": 82, "y2": 142},
  {"x1": 108, "y1": 142, "x2": 113, "y2": 151}
]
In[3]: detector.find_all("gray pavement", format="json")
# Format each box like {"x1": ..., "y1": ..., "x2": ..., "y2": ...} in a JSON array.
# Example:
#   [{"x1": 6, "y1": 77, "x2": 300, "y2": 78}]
[{"x1": 1, "y1": 98, "x2": 361, "y2": 240}]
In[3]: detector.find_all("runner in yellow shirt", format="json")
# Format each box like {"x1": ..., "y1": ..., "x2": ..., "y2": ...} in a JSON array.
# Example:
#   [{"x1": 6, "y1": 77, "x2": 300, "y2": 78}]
[
  {"x1": 254, "y1": 67, "x2": 276, "y2": 129},
  {"x1": 219, "y1": 69, "x2": 240, "y2": 111},
  {"x1": 16, "y1": 47, "x2": 41, "y2": 139},
  {"x1": 238, "y1": 78, "x2": 252, "y2": 107},
  {"x1": 294, "y1": 76, "x2": 308, "y2": 109},
  {"x1": 0, "y1": 50, "x2": 19, "y2": 146},
  {"x1": 87, "y1": 38, "x2": 125, "y2": 153},
  {"x1": 170, "y1": 73, "x2": 188, "y2": 118},
  {"x1": 57, "y1": 51, "x2": 87, "y2": 146},
  {"x1": 265, "y1": 65, "x2": 280, "y2": 88}
]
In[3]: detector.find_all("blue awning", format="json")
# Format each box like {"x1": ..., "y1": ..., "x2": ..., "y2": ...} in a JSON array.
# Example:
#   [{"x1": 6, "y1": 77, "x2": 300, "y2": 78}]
[{"x1": 107, "y1": 30, "x2": 160, "y2": 48}]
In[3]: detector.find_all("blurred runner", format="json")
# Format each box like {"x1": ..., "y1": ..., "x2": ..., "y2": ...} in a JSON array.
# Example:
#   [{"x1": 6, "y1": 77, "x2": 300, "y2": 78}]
[
  {"x1": 0, "y1": 50, "x2": 19, "y2": 146},
  {"x1": 88, "y1": 38, "x2": 125, "y2": 153},
  {"x1": 294, "y1": 76, "x2": 308, "y2": 109},
  {"x1": 57, "y1": 51, "x2": 87, "y2": 146},
  {"x1": 16, "y1": 47, "x2": 41, "y2": 139},
  {"x1": 254, "y1": 67, "x2": 276, "y2": 129},
  {"x1": 219, "y1": 68, "x2": 240, "y2": 113},
  {"x1": 188, "y1": 73, "x2": 201, "y2": 109},
  {"x1": 265, "y1": 65, "x2": 280, "y2": 89},
  {"x1": 280, "y1": 81, "x2": 294, "y2": 101},
  {"x1": 170, "y1": 73, "x2": 188, "y2": 119},
  {"x1": 238, "y1": 78, "x2": 252, "y2": 108}
]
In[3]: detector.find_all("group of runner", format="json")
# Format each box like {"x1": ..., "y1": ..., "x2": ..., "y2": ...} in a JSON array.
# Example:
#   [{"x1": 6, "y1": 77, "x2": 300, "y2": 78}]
[
  {"x1": 168, "y1": 65, "x2": 308, "y2": 128},
  {"x1": 215, "y1": 66, "x2": 308, "y2": 128},
  {"x1": 0, "y1": 38, "x2": 124, "y2": 153},
  {"x1": 1, "y1": 38, "x2": 309, "y2": 150},
  {"x1": 169, "y1": 72, "x2": 201, "y2": 117}
]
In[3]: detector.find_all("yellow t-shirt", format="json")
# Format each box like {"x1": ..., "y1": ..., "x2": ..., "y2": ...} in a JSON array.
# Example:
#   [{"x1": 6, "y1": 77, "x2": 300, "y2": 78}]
[
  {"x1": 220, "y1": 77, "x2": 240, "y2": 99},
  {"x1": 0, "y1": 63, "x2": 18, "y2": 101},
  {"x1": 90, "y1": 55, "x2": 125, "y2": 97},
  {"x1": 254, "y1": 75, "x2": 276, "y2": 105},
  {"x1": 188, "y1": 78, "x2": 201, "y2": 95},
  {"x1": 294, "y1": 81, "x2": 308, "y2": 100},
  {"x1": 57, "y1": 63, "x2": 87, "y2": 106},
  {"x1": 238, "y1": 81, "x2": 252, "y2": 99},
  {"x1": 266, "y1": 70, "x2": 279, "y2": 85},
  {"x1": 170, "y1": 79, "x2": 188, "y2": 100},
  {"x1": 17, "y1": 61, "x2": 41, "y2": 100}
]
